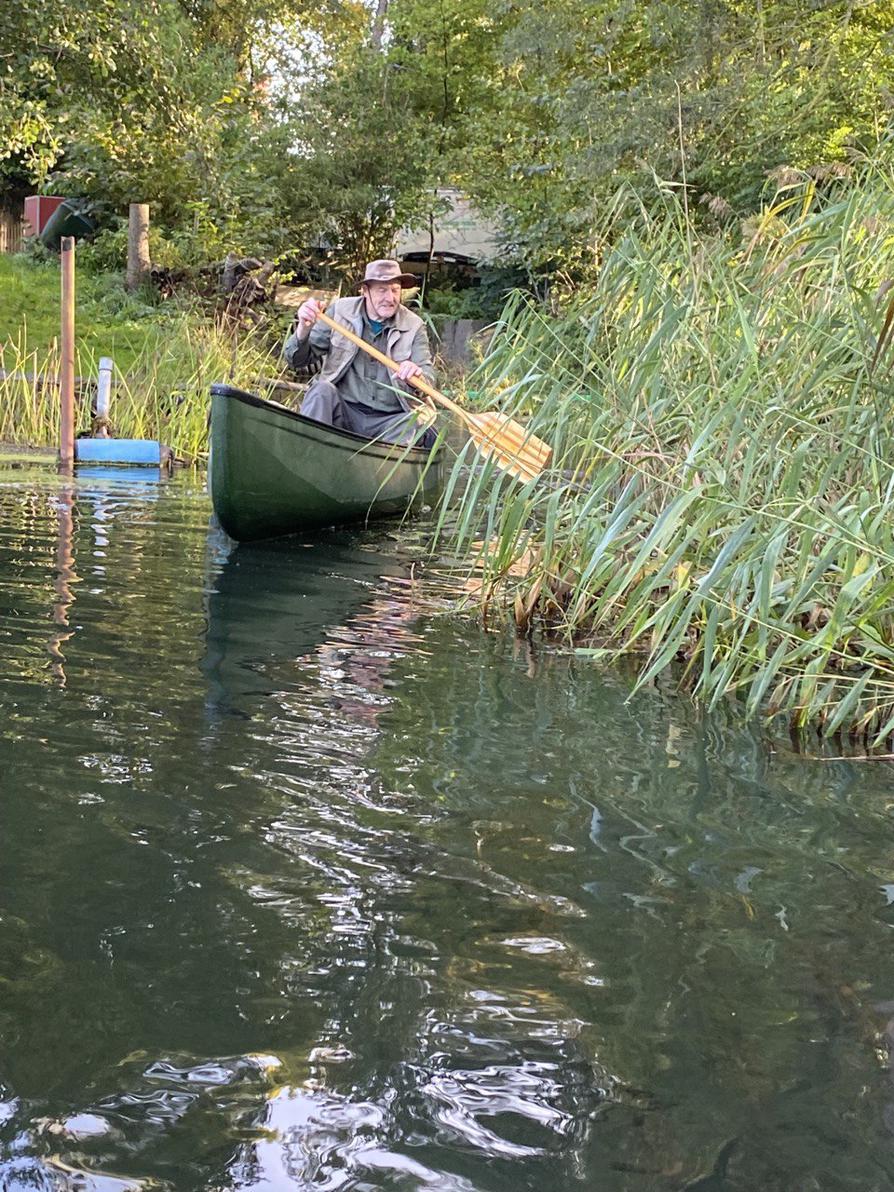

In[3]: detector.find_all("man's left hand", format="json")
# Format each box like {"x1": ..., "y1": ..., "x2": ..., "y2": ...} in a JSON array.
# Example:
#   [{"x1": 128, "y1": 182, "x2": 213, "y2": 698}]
[{"x1": 395, "y1": 360, "x2": 424, "y2": 384}]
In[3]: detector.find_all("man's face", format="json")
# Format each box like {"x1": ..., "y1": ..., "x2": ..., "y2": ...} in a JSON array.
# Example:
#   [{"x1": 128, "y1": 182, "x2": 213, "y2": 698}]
[{"x1": 363, "y1": 281, "x2": 401, "y2": 321}]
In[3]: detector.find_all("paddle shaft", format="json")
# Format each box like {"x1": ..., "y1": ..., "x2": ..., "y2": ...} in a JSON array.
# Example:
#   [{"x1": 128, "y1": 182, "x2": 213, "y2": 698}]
[{"x1": 313, "y1": 309, "x2": 469, "y2": 423}]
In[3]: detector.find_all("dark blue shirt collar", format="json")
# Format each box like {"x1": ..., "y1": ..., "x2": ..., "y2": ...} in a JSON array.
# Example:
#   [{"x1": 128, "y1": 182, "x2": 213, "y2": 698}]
[{"x1": 363, "y1": 311, "x2": 393, "y2": 336}]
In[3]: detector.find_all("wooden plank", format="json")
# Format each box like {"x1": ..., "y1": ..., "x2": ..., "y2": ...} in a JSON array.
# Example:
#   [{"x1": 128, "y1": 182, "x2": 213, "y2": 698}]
[
  {"x1": 0, "y1": 369, "x2": 70, "y2": 388},
  {"x1": 0, "y1": 211, "x2": 25, "y2": 254}
]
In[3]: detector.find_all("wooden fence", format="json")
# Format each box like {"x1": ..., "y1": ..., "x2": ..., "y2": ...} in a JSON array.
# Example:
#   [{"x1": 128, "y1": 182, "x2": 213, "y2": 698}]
[{"x1": 0, "y1": 211, "x2": 25, "y2": 254}]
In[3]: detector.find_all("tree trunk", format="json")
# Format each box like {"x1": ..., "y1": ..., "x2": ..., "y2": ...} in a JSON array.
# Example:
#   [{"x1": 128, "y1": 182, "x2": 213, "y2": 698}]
[
  {"x1": 424, "y1": 208, "x2": 435, "y2": 299},
  {"x1": 370, "y1": 0, "x2": 388, "y2": 49},
  {"x1": 126, "y1": 203, "x2": 151, "y2": 292}
]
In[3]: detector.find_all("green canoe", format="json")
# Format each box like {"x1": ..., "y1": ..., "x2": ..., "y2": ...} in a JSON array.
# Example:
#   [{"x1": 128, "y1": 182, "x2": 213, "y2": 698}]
[{"x1": 209, "y1": 383, "x2": 444, "y2": 541}]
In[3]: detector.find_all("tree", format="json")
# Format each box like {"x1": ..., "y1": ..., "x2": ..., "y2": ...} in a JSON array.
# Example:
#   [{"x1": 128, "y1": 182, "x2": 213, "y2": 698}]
[
  {"x1": 449, "y1": 0, "x2": 894, "y2": 273},
  {"x1": 6, "y1": 0, "x2": 892, "y2": 282},
  {"x1": 0, "y1": 0, "x2": 329, "y2": 252}
]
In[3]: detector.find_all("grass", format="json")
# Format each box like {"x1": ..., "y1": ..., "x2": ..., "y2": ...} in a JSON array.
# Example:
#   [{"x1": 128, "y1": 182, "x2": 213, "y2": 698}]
[
  {"x1": 0, "y1": 253, "x2": 281, "y2": 462},
  {"x1": 0, "y1": 253, "x2": 176, "y2": 371},
  {"x1": 438, "y1": 151, "x2": 894, "y2": 741}
]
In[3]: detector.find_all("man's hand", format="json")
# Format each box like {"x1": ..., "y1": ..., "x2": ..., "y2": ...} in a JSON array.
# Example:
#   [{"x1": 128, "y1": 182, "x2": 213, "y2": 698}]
[
  {"x1": 395, "y1": 359, "x2": 424, "y2": 384},
  {"x1": 295, "y1": 298, "x2": 324, "y2": 339}
]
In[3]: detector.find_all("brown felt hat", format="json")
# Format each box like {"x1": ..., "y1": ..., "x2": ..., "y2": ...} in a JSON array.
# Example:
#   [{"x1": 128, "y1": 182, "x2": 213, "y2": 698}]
[{"x1": 360, "y1": 259, "x2": 417, "y2": 288}]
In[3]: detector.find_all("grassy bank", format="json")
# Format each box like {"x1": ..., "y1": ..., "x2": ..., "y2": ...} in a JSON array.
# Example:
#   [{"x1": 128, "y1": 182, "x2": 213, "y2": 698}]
[
  {"x1": 0, "y1": 254, "x2": 280, "y2": 461},
  {"x1": 445, "y1": 159, "x2": 894, "y2": 740},
  {"x1": 3, "y1": 254, "x2": 150, "y2": 367}
]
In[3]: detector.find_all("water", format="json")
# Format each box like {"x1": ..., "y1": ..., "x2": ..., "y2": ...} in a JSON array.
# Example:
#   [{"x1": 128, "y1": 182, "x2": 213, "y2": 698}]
[{"x1": 2, "y1": 461, "x2": 894, "y2": 1191}]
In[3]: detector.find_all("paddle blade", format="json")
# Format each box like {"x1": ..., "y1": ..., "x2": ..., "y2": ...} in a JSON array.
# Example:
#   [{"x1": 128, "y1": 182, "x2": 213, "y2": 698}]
[{"x1": 469, "y1": 411, "x2": 552, "y2": 482}]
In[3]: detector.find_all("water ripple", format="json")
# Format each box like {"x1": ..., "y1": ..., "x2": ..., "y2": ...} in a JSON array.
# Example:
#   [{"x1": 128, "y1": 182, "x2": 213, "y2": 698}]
[{"x1": 2, "y1": 465, "x2": 894, "y2": 1189}]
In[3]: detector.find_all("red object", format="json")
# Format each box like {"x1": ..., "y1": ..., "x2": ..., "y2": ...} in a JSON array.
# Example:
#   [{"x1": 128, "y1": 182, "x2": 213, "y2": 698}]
[{"x1": 23, "y1": 195, "x2": 65, "y2": 237}]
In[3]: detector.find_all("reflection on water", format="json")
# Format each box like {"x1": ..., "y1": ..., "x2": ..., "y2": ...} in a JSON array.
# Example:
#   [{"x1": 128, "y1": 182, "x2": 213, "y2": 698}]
[
  {"x1": 2, "y1": 465, "x2": 894, "y2": 1190},
  {"x1": 48, "y1": 484, "x2": 76, "y2": 685}
]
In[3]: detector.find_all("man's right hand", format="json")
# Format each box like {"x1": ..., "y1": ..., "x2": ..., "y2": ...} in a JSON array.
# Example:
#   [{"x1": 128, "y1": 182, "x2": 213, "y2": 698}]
[{"x1": 295, "y1": 298, "x2": 324, "y2": 339}]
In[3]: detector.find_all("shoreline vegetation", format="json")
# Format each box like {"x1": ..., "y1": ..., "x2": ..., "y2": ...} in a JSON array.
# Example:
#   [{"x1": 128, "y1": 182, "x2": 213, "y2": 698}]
[
  {"x1": 0, "y1": 254, "x2": 283, "y2": 463},
  {"x1": 439, "y1": 162, "x2": 894, "y2": 743}
]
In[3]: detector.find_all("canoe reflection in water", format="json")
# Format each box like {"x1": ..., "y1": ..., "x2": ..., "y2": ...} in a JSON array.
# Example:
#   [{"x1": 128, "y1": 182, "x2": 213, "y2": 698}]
[
  {"x1": 201, "y1": 529, "x2": 405, "y2": 712},
  {"x1": 198, "y1": 532, "x2": 611, "y2": 1190}
]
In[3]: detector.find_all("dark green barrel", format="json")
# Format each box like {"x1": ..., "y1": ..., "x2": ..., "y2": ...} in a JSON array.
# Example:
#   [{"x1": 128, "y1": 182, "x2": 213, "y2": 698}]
[{"x1": 38, "y1": 201, "x2": 95, "y2": 249}]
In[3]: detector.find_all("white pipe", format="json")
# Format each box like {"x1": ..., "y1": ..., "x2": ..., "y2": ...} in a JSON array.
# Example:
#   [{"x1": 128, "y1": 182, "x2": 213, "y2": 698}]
[{"x1": 96, "y1": 356, "x2": 113, "y2": 437}]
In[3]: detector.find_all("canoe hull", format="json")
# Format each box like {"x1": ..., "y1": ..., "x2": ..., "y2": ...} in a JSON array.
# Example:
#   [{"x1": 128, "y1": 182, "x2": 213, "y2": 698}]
[{"x1": 209, "y1": 384, "x2": 443, "y2": 541}]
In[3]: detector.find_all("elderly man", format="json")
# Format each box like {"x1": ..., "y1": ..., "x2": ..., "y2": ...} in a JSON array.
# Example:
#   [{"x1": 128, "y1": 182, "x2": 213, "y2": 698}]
[{"x1": 283, "y1": 259, "x2": 437, "y2": 448}]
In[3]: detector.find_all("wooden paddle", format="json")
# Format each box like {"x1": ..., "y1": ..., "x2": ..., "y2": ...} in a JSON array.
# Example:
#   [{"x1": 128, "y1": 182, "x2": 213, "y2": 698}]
[{"x1": 314, "y1": 309, "x2": 551, "y2": 483}]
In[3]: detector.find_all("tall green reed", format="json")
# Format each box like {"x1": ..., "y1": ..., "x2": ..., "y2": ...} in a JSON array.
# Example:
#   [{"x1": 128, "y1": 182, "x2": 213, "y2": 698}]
[
  {"x1": 0, "y1": 313, "x2": 279, "y2": 463},
  {"x1": 440, "y1": 158, "x2": 894, "y2": 741}
]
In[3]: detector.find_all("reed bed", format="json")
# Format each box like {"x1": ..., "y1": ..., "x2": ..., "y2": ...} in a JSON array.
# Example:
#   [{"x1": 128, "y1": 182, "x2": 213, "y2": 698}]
[
  {"x1": 441, "y1": 163, "x2": 894, "y2": 740},
  {"x1": 0, "y1": 314, "x2": 279, "y2": 463}
]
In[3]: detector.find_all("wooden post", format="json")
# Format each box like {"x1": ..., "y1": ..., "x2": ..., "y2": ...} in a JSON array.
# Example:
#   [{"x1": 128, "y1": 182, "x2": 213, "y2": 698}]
[
  {"x1": 126, "y1": 203, "x2": 150, "y2": 291},
  {"x1": 60, "y1": 236, "x2": 76, "y2": 468}
]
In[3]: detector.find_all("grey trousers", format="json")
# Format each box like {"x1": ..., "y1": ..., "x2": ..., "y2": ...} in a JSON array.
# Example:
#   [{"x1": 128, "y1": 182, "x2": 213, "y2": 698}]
[{"x1": 300, "y1": 379, "x2": 437, "y2": 449}]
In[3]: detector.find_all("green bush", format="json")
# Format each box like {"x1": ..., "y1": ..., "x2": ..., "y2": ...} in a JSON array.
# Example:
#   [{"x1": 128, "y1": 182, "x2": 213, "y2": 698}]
[{"x1": 420, "y1": 265, "x2": 531, "y2": 321}]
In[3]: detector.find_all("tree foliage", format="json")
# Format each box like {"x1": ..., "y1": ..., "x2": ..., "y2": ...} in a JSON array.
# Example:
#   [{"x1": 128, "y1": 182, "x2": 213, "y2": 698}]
[
  {"x1": 3, "y1": 0, "x2": 893, "y2": 278},
  {"x1": 285, "y1": 0, "x2": 504, "y2": 278},
  {"x1": 0, "y1": 0, "x2": 328, "y2": 248},
  {"x1": 456, "y1": 0, "x2": 894, "y2": 271}
]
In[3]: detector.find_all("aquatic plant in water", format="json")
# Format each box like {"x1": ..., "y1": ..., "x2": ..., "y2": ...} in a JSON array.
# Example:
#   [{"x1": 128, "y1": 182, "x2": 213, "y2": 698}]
[{"x1": 439, "y1": 156, "x2": 894, "y2": 741}]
